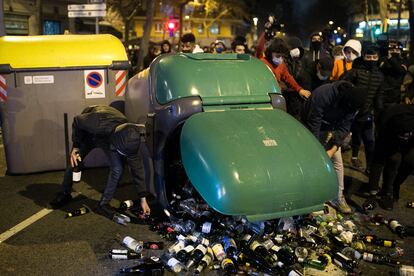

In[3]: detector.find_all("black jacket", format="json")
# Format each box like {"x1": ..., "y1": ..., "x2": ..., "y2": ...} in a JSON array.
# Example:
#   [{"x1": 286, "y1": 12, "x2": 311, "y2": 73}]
[
  {"x1": 72, "y1": 105, "x2": 128, "y2": 150},
  {"x1": 342, "y1": 57, "x2": 384, "y2": 120},
  {"x1": 379, "y1": 56, "x2": 407, "y2": 106},
  {"x1": 301, "y1": 81, "x2": 357, "y2": 147}
]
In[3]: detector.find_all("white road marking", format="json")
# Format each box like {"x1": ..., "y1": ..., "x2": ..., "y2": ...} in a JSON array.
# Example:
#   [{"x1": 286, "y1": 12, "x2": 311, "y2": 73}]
[{"x1": 0, "y1": 208, "x2": 53, "y2": 243}]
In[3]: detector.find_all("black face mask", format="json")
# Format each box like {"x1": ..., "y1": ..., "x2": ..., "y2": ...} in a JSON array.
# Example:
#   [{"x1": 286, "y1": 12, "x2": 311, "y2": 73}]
[
  {"x1": 311, "y1": 41, "x2": 321, "y2": 51},
  {"x1": 364, "y1": 60, "x2": 378, "y2": 69},
  {"x1": 391, "y1": 53, "x2": 401, "y2": 59}
]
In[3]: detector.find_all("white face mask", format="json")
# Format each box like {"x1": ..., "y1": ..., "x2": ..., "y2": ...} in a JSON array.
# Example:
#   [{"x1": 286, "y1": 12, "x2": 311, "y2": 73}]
[
  {"x1": 346, "y1": 53, "x2": 357, "y2": 62},
  {"x1": 317, "y1": 70, "x2": 329, "y2": 81},
  {"x1": 272, "y1": 56, "x2": 283, "y2": 65}
]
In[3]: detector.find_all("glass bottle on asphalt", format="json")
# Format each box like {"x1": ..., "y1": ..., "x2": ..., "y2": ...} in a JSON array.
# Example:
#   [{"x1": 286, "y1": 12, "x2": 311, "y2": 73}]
[
  {"x1": 160, "y1": 252, "x2": 186, "y2": 273},
  {"x1": 109, "y1": 249, "x2": 142, "y2": 260},
  {"x1": 186, "y1": 243, "x2": 207, "y2": 269},
  {"x1": 194, "y1": 247, "x2": 214, "y2": 274},
  {"x1": 119, "y1": 257, "x2": 163, "y2": 275},
  {"x1": 66, "y1": 207, "x2": 89, "y2": 218},
  {"x1": 388, "y1": 219, "x2": 407, "y2": 238},
  {"x1": 176, "y1": 244, "x2": 195, "y2": 263},
  {"x1": 122, "y1": 236, "x2": 144, "y2": 253}
]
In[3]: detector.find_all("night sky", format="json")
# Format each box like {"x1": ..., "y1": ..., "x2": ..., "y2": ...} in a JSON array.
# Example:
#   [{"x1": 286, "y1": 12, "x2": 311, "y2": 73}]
[{"x1": 253, "y1": 0, "x2": 349, "y2": 45}]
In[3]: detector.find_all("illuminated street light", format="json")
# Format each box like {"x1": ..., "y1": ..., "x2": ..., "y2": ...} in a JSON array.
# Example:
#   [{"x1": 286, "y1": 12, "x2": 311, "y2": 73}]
[
  {"x1": 253, "y1": 17, "x2": 258, "y2": 27},
  {"x1": 334, "y1": 30, "x2": 338, "y2": 34},
  {"x1": 337, "y1": 27, "x2": 341, "y2": 30},
  {"x1": 343, "y1": 34, "x2": 347, "y2": 38},
  {"x1": 185, "y1": 15, "x2": 190, "y2": 20},
  {"x1": 329, "y1": 20, "x2": 334, "y2": 25}
]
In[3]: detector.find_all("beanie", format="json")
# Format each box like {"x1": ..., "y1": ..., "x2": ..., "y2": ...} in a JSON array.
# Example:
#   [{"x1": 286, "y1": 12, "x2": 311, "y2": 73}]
[{"x1": 338, "y1": 83, "x2": 367, "y2": 110}]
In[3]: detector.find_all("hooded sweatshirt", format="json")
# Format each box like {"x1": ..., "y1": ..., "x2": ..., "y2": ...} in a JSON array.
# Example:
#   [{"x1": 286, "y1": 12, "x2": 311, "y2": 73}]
[{"x1": 331, "y1": 39, "x2": 362, "y2": 80}]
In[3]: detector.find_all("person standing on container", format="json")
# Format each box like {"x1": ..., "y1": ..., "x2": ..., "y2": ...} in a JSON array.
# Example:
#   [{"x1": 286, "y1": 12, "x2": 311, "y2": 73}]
[
  {"x1": 301, "y1": 81, "x2": 367, "y2": 213},
  {"x1": 50, "y1": 105, "x2": 150, "y2": 218}
]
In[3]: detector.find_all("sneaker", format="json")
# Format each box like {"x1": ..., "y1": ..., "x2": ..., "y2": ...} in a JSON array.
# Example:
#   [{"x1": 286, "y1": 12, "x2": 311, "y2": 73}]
[
  {"x1": 50, "y1": 192, "x2": 73, "y2": 209},
  {"x1": 96, "y1": 203, "x2": 115, "y2": 219},
  {"x1": 334, "y1": 198, "x2": 352, "y2": 214},
  {"x1": 362, "y1": 196, "x2": 377, "y2": 211},
  {"x1": 378, "y1": 195, "x2": 394, "y2": 211}
]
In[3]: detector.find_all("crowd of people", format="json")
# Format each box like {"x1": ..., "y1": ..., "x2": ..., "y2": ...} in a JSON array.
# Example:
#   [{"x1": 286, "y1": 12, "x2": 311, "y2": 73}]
[
  {"x1": 51, "y1": 20, "x2": 413, "y2": 218},
  {"x1": 137, "y1": 19, "x2": 414, "y2": 215}
]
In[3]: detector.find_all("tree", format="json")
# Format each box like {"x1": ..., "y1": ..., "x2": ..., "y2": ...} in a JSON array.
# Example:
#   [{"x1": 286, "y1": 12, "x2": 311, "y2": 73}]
[
  {"x1": 136, "y1": 0, "x2": 156, "y2": 71},
  {"x1": 106, "y1": 0, "x2": 142, "y2": 44}
]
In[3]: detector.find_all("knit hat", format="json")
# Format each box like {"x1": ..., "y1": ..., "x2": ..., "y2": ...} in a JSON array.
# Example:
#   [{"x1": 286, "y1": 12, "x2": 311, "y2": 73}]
[{"x1": 110, "y1": 123, "x2": 143, "y2": 156}]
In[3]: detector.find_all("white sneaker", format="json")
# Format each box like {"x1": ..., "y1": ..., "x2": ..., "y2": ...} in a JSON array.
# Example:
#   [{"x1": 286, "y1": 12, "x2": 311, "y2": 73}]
[{"x1": 333, "y1": 198, "x2": 352, "y2": 214}]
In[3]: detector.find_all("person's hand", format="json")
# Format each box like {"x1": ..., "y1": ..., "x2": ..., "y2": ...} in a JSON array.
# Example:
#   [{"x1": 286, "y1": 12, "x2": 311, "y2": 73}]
[
  {"x1": 140, "y1": 197, "x2": 151, "y2": 215},
  {"x1": 299, "y1": 89, "x2": 311, "y2": 99},
  {"x1": 404, "y1": 96, "x2": 412, "y2": 105},
  {"x1": 70, "y1": 148, "x2": 81, "y2": 168},
  {"x1": 326, "y1": 145, "x2": 338, "y2": 158}
]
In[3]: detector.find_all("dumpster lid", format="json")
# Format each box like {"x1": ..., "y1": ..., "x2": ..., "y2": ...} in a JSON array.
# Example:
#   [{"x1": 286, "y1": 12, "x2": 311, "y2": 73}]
[
  {"x1": 0, "y1": 35, "x2": 128, "y2": 70},
  {"x1": 153, "y1": 53, "x2": 280, "y2": 105},
  {"x1": 180, "y1": 109, "x2": 337, "y2": 221}
]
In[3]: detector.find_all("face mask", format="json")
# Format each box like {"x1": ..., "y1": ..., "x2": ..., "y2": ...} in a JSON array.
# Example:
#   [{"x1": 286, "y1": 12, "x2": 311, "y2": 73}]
[
  {"x1": 364, "y1": 60, "x2": 378, "y2": 69},
  {"x1": 391, "y1": 52, "x2": 400, "y2": 58},
  {"x1": 346, "y1": 53, "x2": 357, "y2": 62},
  {"x1": 290, "y1": 48, "x2": 300, "y2": 58},
  {"x1": 311, "y1": 41, "x2": 321, "y2": 51},
  {"x1": 317, "y1": 71, "x2": 329, "y2": 81},
  {"x1": 216, "y1": 47, "x2": 223, "y2": 54},
  {"x1": 272, "y1": 56, "x2": 283, "y2": 65}
]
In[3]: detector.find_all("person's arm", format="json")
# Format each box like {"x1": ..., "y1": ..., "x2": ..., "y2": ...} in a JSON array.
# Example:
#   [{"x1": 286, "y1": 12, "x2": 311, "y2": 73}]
[
  {"x1": 279, "y1": 64, "x2": 311, "y2": 98},
  {"x1": 126, "y1": 154, "x2": 150, "y2": 214},
  {"x1": 255, "y1": 33, "x2": 266, "y2": 59},
  {"x1": 305, "y1": 89, "x2": 331, "y2": 139},
  {"x1": 331, "y1": 112, "x2": 355, "y2": 148}
]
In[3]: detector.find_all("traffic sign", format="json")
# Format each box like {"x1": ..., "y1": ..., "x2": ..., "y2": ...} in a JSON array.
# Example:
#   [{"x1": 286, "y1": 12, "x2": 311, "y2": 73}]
[
  {"x1": 68, "y1": 10, "x2": 106, "y2": 18},
  {"x1": 84, "y1": 70, "x2": 105, "y2": 99},
  {"x1": 68, "y1": 4, "x2": 106, "y2": 11}
]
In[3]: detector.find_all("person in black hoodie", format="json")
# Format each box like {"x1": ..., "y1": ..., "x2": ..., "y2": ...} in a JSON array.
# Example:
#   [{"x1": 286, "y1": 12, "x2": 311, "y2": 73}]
[
  {"x1": 342, "y1": 46, "x2": 384, "y2": 174},
  {"x1": 50, "y1": 105, "x2": 150, "y2": 217},
  {"x1": 362, "y1": 104, "x2": 414, "y2": 210},
  {"x1": 379, "y1": 40, "x2": 407, "y2": 108},
  {"x1": 301, "y1": 81, "x2": 367, "y2": 213}
]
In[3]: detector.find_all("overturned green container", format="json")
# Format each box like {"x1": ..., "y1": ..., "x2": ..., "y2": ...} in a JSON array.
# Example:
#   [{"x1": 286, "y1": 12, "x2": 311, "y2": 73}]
[{"x1": 126, "y1": 53, "x2": 338, "y2": 221}]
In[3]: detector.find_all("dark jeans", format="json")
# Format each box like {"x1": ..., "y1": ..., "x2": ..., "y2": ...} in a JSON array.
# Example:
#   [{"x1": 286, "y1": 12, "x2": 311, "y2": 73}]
[
  {"x1": 351, "y1": 119, "x2": 375, "y2": 169},
  {"x1": 62, "y1": 147, "x2": 124, "y2": 205},
  {"x1": 381, "y1": 147, "x2": 414, "y2": 196}
]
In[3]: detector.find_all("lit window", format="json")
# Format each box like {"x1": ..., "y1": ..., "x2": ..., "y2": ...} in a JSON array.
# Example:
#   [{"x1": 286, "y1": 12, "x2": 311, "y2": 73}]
[{"x1": 210, "y1": 23, "x2": 220, "y2": 35}]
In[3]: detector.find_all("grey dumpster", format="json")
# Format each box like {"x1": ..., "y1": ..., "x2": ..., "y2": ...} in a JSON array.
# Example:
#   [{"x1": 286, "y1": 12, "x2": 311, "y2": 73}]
[{"x1": 0, "y1": 34, "x2": 130, "y2": 174}]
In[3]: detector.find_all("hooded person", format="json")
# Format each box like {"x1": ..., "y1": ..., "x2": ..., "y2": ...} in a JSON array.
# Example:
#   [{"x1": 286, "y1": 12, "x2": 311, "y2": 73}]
[
  {"x1": 331, "y1": 39, "x2": 362, "y2": 80},
  {"x1": 301, "y1": 81, "x2": 368, "y2": 214},
  {"x1": 50, "y1": 105, "x2": 150, "y2": 218},
  {"x1": 303, "y1": 32, "x2": 331, "y2": 84}
]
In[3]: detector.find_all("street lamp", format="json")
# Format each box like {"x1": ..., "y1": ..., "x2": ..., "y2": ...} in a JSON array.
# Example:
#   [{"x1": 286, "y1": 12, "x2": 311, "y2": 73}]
[{"x1": 329, "y1": 20, "x2": 334, "y2": 25}]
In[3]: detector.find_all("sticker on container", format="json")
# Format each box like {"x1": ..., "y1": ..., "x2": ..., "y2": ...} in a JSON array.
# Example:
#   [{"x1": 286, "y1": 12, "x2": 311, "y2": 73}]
[
  {"x1": 24, "y1": 76, "x2": 33, "y2": 84},
  {"x1": 84, "y1": 70, "x2": 105, "y2": 99},
  {"x1": 33, "y1": 75, "x2": 54, "y2": 84},
  {"x1": 263, "y1": 139, "x2": 277, "y2": 147}
]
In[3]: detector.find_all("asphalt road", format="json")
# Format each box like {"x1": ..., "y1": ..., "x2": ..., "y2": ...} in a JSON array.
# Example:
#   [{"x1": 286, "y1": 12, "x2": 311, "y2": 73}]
[{"x1": 0, "y1": 138, "x2": 413, "y2": 275}]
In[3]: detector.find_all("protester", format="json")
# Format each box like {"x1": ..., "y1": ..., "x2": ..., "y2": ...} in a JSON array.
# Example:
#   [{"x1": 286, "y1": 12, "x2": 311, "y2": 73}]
[
  {"x1": 181, "y1": 33, "x2": 203, "y2": 53},
  {"x1": 330, "y1": 39, "x2": 361, "y2": 80},
  {"x1": 342, "y1": 46, "x2": 384, "y2": 174},
  {"x1": 213, "y1": 40, "x2": 227, "y2": 54},
  {"x1": 160, "y1": 40, "x2": 172, "y2": 54},
  {"x1": 402, "y1": 65, "x2": 414, "y2": 104},
  {"x1": 301, "y1": 81, "x2": 367, "y2": 213},
  {"x1": 143, "y1": 44, "x2": 161, "y2": 69},
  {"x1": 363, "y1": 104, "x2": 414, "y2": 210},
  {"x1": 231, "y1": 36, "x2": 248, "y2": 54},
  {"x1": 379, "y1": 40, "x2": 407, "y2": 108},
  {"x1": 50, "y1": 105, "x2": 150, "y2": 218},
  {"x1": 332, "y1": 45, "x2": 344, "y2": 62}
]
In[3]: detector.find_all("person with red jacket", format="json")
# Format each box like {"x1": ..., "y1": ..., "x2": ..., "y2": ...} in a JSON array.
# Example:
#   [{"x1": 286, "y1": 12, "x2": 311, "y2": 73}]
[{"x1": 259, "y1": 37, "x2": 311, "y2": 99}]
